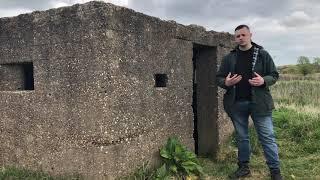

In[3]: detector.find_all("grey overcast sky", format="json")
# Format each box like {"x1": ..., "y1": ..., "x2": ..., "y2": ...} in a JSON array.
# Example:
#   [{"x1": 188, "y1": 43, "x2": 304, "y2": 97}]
[{"x1": 1, "y1": 0, "x2": 320, "y2": 66}]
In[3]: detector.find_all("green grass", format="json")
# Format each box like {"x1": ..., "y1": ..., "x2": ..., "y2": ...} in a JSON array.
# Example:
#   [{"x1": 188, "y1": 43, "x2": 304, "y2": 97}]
[
  {"x1": 273, "y1": 108, "x2": 320, "y2": 179},
  {"x1": 0, "y1": 166, "x2": 82, "y2": 180},
  {"x1": 116, "y1": 162, "x2": 159, "y2": 180},
  {"x1": 201, "y1": 107, "x2": 320, "y2": 179},
  {"x1": 0, "y1": 166, "x2": 53, "y2": 180},
  {"x1": 271, "y1": 80, "x2": 320, "y2": 107}
]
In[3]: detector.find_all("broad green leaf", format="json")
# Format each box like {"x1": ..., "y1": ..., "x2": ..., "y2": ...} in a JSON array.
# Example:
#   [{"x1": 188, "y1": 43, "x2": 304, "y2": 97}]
[
  {"x1": 175, "y1": 144, "x2": 184, "y2": 154},
  {"x1": 160, "y1": 149, "x2": 171, "y2": 159},
  {"x1": 156, "y1": 164, "x2": 168, "y2": 178}
]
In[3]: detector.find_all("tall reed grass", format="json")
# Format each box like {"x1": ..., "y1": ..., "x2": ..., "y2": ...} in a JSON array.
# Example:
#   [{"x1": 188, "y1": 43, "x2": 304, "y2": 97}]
[{"x1": 271, "y1": 80, "x2": 320, "y2": 109}]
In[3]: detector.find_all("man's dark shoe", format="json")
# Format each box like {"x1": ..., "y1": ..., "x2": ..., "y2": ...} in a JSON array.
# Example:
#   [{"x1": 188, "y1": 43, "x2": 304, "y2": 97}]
[
  {"x1": 270, "y1": 168, "x2": 283, "y2": 180},
  {"x1": 229, "y1": 163, "x2": 251, "y2": 179}
]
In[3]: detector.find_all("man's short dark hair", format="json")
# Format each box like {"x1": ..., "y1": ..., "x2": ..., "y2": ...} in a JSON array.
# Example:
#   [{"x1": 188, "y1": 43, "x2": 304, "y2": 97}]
[{"x1": 235, "y1": 24, "x2": 250, "y2": 31}]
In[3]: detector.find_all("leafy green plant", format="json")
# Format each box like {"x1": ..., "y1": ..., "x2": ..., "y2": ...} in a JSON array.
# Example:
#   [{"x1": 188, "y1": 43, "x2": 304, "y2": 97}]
[
  {"x1": 158, "y1": 137, "x2": 204, "y2": 177},
  {"x1": 121, "y1": 137, "x2": 204, "y2": 179},
  {"x1": 155, "y1": 164, "x2": 170, "y2": 180}
]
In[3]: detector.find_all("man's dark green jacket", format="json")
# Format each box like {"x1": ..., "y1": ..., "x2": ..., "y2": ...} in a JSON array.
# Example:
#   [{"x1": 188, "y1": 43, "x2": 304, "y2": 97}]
[{"x1": 216, "y1": 43, "x2": 279, "y2": 116}]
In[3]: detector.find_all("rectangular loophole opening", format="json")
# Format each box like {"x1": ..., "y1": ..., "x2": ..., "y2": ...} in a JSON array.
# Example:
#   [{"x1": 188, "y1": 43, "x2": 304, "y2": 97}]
[
  {"x1": 154, "y1": 74, "x2": 168, "y2": 87},
  {"x1": 0, "y1": 62, "x2": 34, "y2": 91}
]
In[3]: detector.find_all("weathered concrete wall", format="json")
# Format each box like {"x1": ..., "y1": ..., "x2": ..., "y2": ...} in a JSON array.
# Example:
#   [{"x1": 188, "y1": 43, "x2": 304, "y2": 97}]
[
  {"x1": 0, "y1": 1, "x2": 234, "y2": 178},
  {"x1": 216, "y1": 47, "x2": 235, "y2": 145},
  {"x1": 0, "y1": 64, "x2": 25, "y2": 90}
]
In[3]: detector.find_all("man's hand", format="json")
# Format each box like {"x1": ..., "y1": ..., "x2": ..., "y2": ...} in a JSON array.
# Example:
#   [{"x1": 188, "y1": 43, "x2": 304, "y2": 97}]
[
  {"x1": 225, "y1": 72, "x2": 242, "y2": 87},
  {"x1": 249, "y1": 72, "x2": 265, "y2": 86}
]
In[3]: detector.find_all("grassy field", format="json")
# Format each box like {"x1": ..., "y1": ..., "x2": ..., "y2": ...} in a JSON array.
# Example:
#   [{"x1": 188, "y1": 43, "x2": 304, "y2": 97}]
[{"x1": 1, "y1": 78, "x2": 319, "y2": 179}]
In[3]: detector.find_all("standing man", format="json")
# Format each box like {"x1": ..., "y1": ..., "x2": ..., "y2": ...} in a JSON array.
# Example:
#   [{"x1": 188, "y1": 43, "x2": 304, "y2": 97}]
[{"x1": 216, "y1": 25, "x2": 282, "y2": 180}]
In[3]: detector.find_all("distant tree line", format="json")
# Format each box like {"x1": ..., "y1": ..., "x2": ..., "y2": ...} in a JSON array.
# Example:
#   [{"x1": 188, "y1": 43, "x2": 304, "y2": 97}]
[{"x1": 278, "y1": 56, "x2": 320, "y2": 75}]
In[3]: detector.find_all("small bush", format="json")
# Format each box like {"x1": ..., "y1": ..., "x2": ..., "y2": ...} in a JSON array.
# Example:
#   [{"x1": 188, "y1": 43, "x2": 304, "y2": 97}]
[
  {"x1": 121, "y1": 137, "x2": 204, "y2": 180},
  {"x1": 157, "y1": 137, "x2": 204, "y2": 178}
]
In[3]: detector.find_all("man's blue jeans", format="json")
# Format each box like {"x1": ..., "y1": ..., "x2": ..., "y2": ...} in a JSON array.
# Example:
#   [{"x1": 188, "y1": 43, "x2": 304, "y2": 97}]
[{"x1": 229, "y1": 100, "x2": 280, "y2": 169}]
